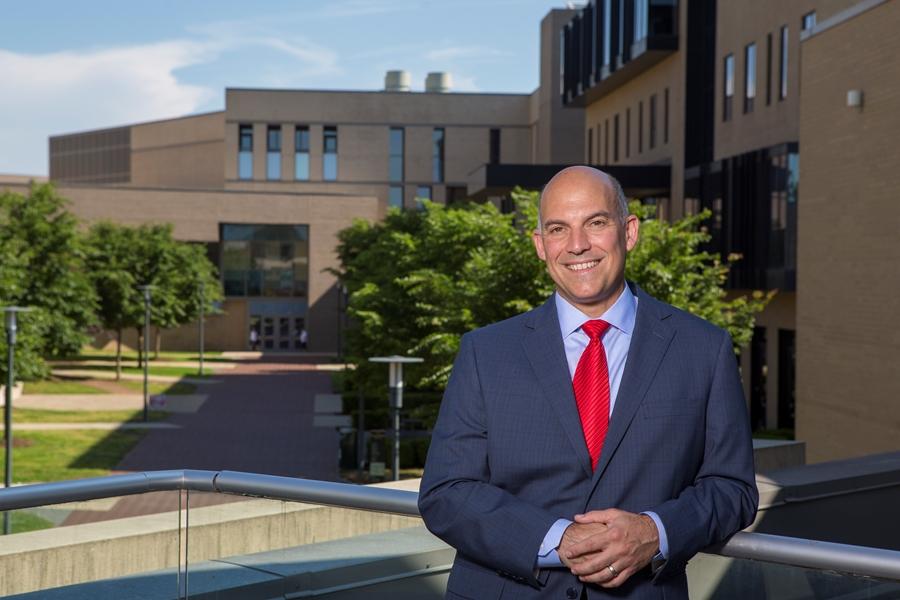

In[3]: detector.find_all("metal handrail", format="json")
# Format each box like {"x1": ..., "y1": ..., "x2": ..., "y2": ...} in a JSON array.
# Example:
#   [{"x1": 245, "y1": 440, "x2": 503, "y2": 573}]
[{"x1": 1, "y1": 470, "x2": 899, "y2": 582}]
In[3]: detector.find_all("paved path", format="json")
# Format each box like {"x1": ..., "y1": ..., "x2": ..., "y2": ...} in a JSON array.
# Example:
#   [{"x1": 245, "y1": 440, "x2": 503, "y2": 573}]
[
  {"x1": 10, "y1": 393, "x2": 207, "y2": 413},
  {"x1": 49, "y1": 369, "x2": 222, "y2": 384},
  {"x1": 61, "y1": 356, "x2": 344, "y2": 525}
]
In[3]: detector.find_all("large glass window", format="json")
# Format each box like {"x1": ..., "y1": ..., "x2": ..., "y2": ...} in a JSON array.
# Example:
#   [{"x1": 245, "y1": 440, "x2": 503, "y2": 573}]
[
  {"x1": 266, "y1": 125, "x2": 281, "y2": 180},
  {"x1": 323, "y1": 126, "x2": 338, "y2": 180},
  {"x1": 432, "y1": 128, "x2": 445, "y2": 183},
  {"x1": 744, "y1": 43, "x2": 756, "y2": 114},
  {"x1": 294, "y1": 126, "x2": 309, "y2": 180},
  {"x1": 779, "y1": 26, "x2": 788, "y2": 100},
  {"x1": 238, "y1": 124, "x2": 253, "y2": 180},
  {"x1": 634, "y1": 0, "x2": 648, "y2": 42},
  {"x1": 415, "y1": 185, "x2": 431, "y2": 210},
  {"x1": 389, "y1": 185, "x2": 403, "y2": 209},
  {"x1": 602, "y1": 0, "x2": 612, "y2": 69},
  {"x1": 723, "y1": 54, "x2": 735, "y2": 121},
  {"x1": 220, "y1": 224, "x2": 309, "y2": 298},
  {"x1": 389, "y1": 127, "x2": 404, "y2": 182}
]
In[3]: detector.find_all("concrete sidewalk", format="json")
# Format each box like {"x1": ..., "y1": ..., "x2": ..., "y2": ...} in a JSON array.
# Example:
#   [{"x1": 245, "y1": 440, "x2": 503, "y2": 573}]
[
  {"x1": 6, "y1": 393, "x2": 207, "y2": 413},
  {"x1": 50, "y1": 369, "x2": 221, "y2": 384}
]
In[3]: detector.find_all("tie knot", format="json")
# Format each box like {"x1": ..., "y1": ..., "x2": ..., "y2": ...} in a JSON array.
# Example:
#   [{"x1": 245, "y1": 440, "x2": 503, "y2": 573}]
[{"x1": 581, "y1": 319, "x2": 610, "y2": 341}]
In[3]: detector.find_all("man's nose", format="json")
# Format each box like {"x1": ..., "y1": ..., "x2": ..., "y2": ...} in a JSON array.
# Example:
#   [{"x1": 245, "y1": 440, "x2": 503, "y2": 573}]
[{"x1": 566, "y1": 227, "x2": 590, "y2": 254}]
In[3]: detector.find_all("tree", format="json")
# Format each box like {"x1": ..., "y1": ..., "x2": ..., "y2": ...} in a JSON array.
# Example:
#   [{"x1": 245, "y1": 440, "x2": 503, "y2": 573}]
[
  {"x1": 334, "y1": 188, "x2": 771, "y2": 393},
  {"x1": 0, "y1": 184, "x2": 98, "y2": 381},
  {"x1": 86, "y1": 222, "x2": 222, "y2": 376}
]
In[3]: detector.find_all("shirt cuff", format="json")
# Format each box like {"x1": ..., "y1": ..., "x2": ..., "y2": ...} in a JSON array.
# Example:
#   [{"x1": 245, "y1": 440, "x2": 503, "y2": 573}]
[
  {"x1": 641, "y1": 511, "x2": 669, "y2": 559},
  {"x1": 536, "y1": 518, "x2": 572, "y2": 567}
]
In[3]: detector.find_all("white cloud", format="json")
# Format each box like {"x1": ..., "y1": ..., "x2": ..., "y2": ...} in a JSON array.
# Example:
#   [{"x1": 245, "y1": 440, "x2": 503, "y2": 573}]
[{"x1": 0, "y1": 41, "x2": 218, "y2": 175}]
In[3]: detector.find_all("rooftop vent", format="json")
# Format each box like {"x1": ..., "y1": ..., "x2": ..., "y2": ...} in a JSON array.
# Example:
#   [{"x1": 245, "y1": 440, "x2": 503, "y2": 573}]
[
  {"x1": 425, "y1": 72, "x2": 452, "y2": 93},
  {"x1": 384, "y1": 70, "x2": 411, "y2": 92}
]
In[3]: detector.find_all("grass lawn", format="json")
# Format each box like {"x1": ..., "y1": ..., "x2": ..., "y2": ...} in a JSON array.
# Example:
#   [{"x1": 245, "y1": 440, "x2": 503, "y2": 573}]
[
  {"x1": 4, "y1": 429, "x2": 146, "y2": 483},
  {"x1": 13, "y1": 408, "x2": 168, "y2": 423},
  {"x1": 55, "y1": 364, "x2": 214, "y2": 378},
  {"x1": 118, "y1": 380, "x2": 197, "y2": 395},
  {"x1": 23, "y1": 379, "x2": 105, "y2": 395},
  {"x1": 74, "y1": 350, "x2": 228, "y2": 362},
  {"x1": 10, "y1": 510, "x2": 55, "y2": 534}
]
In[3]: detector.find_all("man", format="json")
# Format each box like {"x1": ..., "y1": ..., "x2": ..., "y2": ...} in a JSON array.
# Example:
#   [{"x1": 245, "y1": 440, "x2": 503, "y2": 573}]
[{"x1": 418, "y1": 166, "x2": 757, "y2": 599}]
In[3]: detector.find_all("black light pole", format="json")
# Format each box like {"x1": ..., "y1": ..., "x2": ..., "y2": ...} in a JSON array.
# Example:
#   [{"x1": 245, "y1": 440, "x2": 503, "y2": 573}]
[
  {"x1": 368, "y1": 356, "x2": 423, "y2": 481},
  {"x1": 198, "y1": 280, "x2": 205, "y2": 377},
  {"x1": 3, "y1": 306, "x2": 31, "y2": 535},
  {"x1": 137, "y1": 286, "x2": 153, "y2": 423}
]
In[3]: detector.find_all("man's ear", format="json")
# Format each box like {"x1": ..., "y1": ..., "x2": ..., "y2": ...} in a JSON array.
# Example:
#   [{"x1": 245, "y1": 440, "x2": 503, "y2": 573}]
[
  {"x1": 624, "y1": 215, "x2": 640, "y2": 252},
  {"x1": 532, "y1": 230, "x2": 546, "y2": 261}
]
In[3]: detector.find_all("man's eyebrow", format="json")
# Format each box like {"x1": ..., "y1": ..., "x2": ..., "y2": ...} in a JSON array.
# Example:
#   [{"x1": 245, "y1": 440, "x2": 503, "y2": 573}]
[{"x1": 540, "y1": 211, "x2": 614, "y2": 229}]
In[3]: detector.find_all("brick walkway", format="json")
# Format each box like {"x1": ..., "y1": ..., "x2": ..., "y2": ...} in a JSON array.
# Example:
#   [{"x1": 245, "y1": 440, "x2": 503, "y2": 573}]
[{"x1": 62, "y1": 356, "x2": 344, "y2": 525}]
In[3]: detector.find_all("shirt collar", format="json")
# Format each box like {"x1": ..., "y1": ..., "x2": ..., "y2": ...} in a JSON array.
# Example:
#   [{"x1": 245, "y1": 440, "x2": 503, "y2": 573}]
[{"x1": 555, "y1": 284, "x2": 637, "y2": 339}]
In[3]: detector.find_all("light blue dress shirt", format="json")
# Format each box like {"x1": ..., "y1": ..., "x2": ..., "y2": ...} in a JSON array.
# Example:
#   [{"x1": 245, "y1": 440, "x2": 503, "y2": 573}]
[{"x1": 536, "y1": 285, "x2": 670, "y2": 567}]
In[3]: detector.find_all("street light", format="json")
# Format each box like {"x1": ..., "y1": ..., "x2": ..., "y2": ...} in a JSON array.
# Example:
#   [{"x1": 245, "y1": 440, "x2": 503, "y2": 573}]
[
  {"x1": 3, "y1": 306, "x2": 32, "y2": 535},
  {"x1": 137, "y1": 285, "x2": 154, "y2": 423},
  {"x1": 368, "y1": 355, "x2": 423, "y2": 481},
  {"x1": 198, "y1": 280, "x2": 205, "y2": 377}
]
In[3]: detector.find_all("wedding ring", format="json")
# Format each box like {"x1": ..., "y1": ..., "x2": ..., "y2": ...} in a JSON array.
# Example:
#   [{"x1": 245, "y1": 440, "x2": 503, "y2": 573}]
[{"x1": 607, "y1": 564, "x2": 618, "y2": 576}]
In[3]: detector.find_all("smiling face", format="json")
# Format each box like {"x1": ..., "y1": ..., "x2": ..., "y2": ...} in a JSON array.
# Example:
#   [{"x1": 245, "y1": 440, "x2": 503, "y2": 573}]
[{"x1": 532, "y1": 167, "x2": 639, "y2": 317}]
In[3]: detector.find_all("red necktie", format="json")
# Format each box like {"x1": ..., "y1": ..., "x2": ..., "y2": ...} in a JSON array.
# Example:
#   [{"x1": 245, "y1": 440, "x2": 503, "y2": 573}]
[{"x1": 573, "y1": 319, "x2": 611, "y2": 470}]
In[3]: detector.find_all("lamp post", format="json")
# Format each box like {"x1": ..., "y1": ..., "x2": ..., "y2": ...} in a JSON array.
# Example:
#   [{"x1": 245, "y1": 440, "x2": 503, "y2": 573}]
[
  {"x1": 3, "y1": 306, "x2": 32, "y2": 535},
  {"x1": 137, "y1": 286, "x2": 153, "y2": 423},
  {"x1": 368, "y1": 356, "x2": 423, "y2": 481},
  {"x1": 198, "y1": 280, "x2": 205, "y2": 377}
]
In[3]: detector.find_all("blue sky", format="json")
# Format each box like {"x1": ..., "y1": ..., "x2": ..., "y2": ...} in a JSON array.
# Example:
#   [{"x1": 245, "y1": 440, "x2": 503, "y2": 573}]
[{"x1": 0, "y1": 0, "x2": 572, "y2": 176}]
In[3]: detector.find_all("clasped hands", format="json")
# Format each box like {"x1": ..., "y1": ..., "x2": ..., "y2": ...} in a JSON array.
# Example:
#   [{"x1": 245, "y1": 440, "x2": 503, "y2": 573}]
[{"x1": 558, "y1": 509, "x2": 659, "y2": 587}]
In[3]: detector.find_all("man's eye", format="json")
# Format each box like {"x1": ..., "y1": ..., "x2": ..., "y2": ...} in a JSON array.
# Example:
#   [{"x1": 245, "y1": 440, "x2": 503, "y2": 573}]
[
  {"x1": 590, "y1": 219, "x2": 608, "y2": 227},
  {"x1": 548, "y1": 226, "x2": 564, "y2": 234}
]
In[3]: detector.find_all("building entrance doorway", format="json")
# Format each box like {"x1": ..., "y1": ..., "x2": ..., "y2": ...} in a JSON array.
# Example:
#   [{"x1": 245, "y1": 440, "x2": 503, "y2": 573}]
[{"x1": 250, "y1": 315, "x2": 307, "y2": 351}]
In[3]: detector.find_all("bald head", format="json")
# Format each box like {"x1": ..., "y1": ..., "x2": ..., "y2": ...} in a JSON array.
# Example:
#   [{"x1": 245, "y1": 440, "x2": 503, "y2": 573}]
[{"x1": 537, "y1": 166, "x2": 629, "y2": 231}]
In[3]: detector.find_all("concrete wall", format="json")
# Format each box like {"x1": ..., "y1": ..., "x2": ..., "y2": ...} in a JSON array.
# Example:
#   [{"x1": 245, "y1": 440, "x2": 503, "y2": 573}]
[{"x1": 795, "y1": 0, "x2": 900, "y2": 462}]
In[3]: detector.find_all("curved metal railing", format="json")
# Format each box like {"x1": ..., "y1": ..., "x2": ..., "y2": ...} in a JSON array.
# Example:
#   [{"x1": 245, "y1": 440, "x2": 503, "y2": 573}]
[{"x1": 1, "y1": 470, "x2": 899, "y2": 582}]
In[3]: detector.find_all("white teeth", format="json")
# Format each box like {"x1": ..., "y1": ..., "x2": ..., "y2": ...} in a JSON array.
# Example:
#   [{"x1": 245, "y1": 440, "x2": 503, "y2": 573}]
[{"x1": 567, "y1": 261, "x2": 598, "y2": 271}]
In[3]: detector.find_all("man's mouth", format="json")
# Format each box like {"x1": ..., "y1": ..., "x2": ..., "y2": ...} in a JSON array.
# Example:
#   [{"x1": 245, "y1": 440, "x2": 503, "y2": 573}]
[{"x1": 566, "y1": 260, "x2": 598, "y2": 272}]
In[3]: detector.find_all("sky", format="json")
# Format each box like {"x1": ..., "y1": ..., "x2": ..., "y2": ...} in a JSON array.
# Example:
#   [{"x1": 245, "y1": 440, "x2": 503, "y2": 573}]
[{"x1": 0, "y1": 0, "x2": 575, "y2": 176}]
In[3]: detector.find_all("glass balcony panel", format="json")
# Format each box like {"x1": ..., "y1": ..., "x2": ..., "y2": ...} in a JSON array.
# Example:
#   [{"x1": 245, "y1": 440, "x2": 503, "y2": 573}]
[{"x1": 0, "y1": 491, "x2": 181, "y2": 597}]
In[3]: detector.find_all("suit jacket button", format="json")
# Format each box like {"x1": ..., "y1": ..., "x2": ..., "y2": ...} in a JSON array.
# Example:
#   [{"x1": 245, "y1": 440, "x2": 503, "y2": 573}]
[{"x1": 566, "y1": 587, "x2": 579, "y2": 599}]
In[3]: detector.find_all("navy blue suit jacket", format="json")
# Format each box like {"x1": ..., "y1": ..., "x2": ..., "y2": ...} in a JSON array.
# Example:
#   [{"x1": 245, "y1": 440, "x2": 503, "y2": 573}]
[{"x1": 419, "y1": 284, "x2": 758, "y2": 599}]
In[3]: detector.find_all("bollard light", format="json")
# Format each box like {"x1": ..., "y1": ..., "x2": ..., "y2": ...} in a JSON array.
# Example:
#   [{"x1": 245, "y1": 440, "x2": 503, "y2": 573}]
[
  {"x1": 198, "y1": 280, "x2": 205, "y2": 377},
  {"x1": 3, "y1": 306, "x2": 33, "y2": 535},
  {"x1": 137, "y1": 286, "x2": 154, "y2": 423},
  {"x1": 368, "y1": 356, "x2": 423, "y2": 481}
]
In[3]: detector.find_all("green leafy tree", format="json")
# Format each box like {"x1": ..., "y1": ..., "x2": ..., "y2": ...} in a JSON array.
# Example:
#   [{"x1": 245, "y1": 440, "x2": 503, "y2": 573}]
[
  {"x1": 86, "y1": 222, "x2": 222, "y2": 375},
  {"x1": 0, "y1": 184, "x2": 98, "y2": 381},
  {"x1": 335, "y1": 188, "x2": 771, "y2": 395}
]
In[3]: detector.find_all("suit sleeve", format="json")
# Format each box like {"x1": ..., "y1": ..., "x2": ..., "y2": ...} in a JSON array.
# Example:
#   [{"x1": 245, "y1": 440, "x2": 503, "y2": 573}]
[
  {"x1": 418, "y1": 332, "x2": 559, "y2": 584},
  {"x1": 650, "y1": 330, "x2": 759, "y2": 567}
]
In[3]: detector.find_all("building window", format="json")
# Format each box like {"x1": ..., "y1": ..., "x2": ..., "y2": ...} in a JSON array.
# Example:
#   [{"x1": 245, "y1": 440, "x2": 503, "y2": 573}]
[
  {"x1": 744, "y1": 43, "x2": 756, "y2": 114},
  {"x1": 432, "y1": 128, "x2": 445, "y2": 183},
  {"x1": 801, "y1": 11, "x2": 816, "y2": 31},
  {"x1": 221, "y1": 224, "x2": 309, "y2": 298},
  {"x1": 664, "y1": 87, "x2": 669, "y2": 144},
  {"x1": 323, "y1": 126, "x2": 338, "y2": 180},
  {"x1": 625, "y1": 107, "x2": 631, "y2": 158},
  {"x1": 766, "y1": 33, "x2": 773, "y2": 106},
  {"x1": 779, "y1": 26, "x2": 788, "y2": 100},
  {"x1": 634, "y1": 0, "x2": 648, "y2": 42},
  {"x1": 446, "y1": 186, "x2": 467, "y2": 204},
  {"x1": 649, "y1": 94, "x2": 657, "y2": 150},
  {"x1": 489, "y1": 128, "x2": 501, "y2": 164},
  {"x1": 604, "y1": 118, "x2": 610, "y2": 163},
  {"x1": 389, "y1": 127, "x2": 404, "y2": 182},
  {"x1": 415, "y1": 185, "x2": 431, "y2": 210},
  {"x1": 602, "y1": 0, "x2": 612, "y2": 69},
  {"x1": 389, "y1": 185, "x2": 403, "y2": 209},
  {"x1": 588, "y1": 127, "x2": 594, "y2": 163},
  {"x1": 238, "y1": 124, "x2": 253, "y2": 180},
  {"x1": 638, "y1": 101, "x2": 644, "y2": 154},
  {"x1": 266, "y1": 125, "x2": 281, "y2": 180},
  {"x1": 294, "y1": 126, "x2": 309, "y2": 180},
  {"x1": 613, "y1": 113, "x2": 620, "y2": 162},
  {"x1": 723, "y1": 53, "x2": 734, "y2": 121}
]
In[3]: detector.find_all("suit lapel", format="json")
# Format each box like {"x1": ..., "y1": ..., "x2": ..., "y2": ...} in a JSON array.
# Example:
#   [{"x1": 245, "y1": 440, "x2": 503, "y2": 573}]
[
  {"x1": 591, "y1": 285, "x2": 675, "y2": 487},
  {"x1": 521, "y1": 298, "x2": 593, "y2": 478}
]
